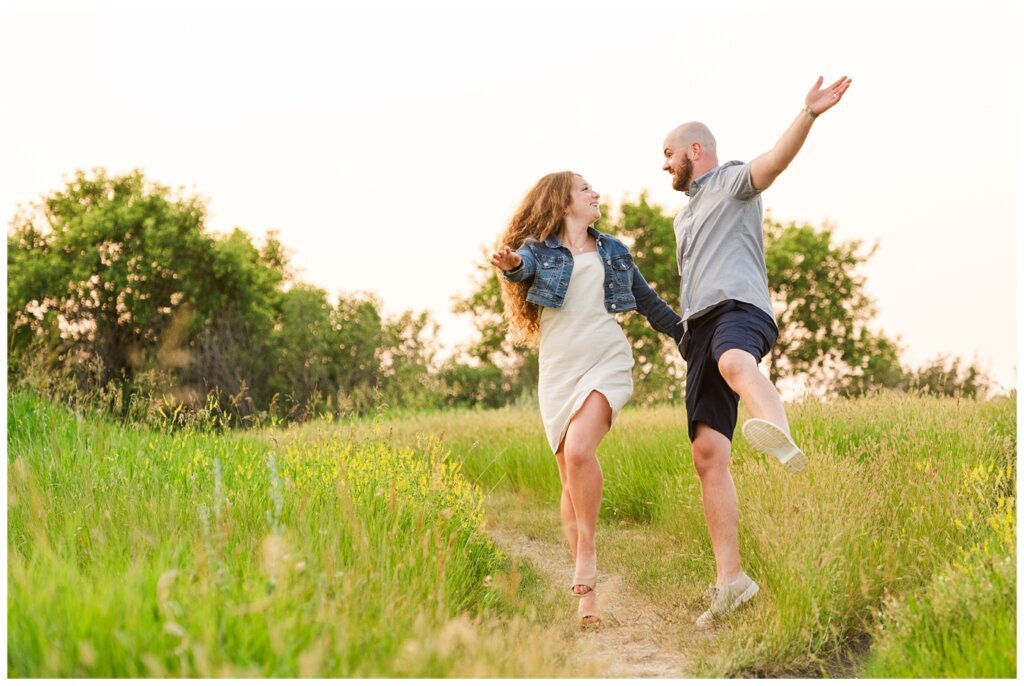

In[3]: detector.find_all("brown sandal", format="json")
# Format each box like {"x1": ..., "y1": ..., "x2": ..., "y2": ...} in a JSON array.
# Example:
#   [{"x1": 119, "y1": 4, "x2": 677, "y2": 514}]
[
  {"x1": 570, "y1": 574, "x2": 596, "y2": 598},
  {"x1": 577, "y1": 603, "x2": 601, "y2": 628}
]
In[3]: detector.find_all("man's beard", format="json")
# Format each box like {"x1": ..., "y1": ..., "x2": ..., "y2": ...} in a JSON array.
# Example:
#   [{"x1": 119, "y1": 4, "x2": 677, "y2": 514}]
[{"x1": 671, "y1": 156, "x2": 693, "y2": 192}]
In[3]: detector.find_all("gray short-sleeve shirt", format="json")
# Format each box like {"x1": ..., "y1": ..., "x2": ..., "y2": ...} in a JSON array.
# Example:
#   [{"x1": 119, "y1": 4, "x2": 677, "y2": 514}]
[{"x1": 674, "y1": 160, "x2": 776, "y2": 329}]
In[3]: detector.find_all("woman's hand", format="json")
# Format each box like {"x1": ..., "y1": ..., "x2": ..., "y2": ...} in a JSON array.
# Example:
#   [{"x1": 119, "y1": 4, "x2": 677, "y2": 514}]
[{"x1": 490, "y1": 246, "x2": 522, "y2": 271}]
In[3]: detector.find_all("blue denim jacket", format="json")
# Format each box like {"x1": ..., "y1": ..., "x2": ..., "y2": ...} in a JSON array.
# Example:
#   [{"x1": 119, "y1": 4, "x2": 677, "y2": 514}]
[{"x1": 501, "y1": 227, "x2": 684, "y2": 344}]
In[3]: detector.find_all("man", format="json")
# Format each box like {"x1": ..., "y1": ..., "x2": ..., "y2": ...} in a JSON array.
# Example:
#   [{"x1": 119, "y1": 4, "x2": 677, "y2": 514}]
[{"x1": 663, "y1": 75, "x2": 852, "y2": 626}]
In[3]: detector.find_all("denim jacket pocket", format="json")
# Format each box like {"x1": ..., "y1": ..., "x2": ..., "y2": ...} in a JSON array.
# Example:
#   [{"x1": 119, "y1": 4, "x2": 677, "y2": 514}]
[
  {"x1": 610, "y1": 255, "x2": 635, "y2": 289},
  {"x1": 532, "y1": 255, "x2": 564, "y2": 297}
]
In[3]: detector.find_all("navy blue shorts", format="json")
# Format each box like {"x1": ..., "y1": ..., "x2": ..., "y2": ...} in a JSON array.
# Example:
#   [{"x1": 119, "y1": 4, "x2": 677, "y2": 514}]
[{"x1": 680, "y1": 300, "x2": 778, "y2": 442}]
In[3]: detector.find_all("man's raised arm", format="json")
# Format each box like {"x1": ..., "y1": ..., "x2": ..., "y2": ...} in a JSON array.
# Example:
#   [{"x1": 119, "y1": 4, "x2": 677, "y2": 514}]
[{"x1": 749, "y1": 75, "x2": 852, "y2": 192}]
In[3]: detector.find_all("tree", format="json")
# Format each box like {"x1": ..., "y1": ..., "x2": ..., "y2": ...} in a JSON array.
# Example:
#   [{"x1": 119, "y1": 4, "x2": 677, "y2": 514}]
[
  {"x1": 832, "y1": 330, "x2": 905, "y2": 398},
  {"x1": 8, "y1": 169, "x2": 220, "y2": 392},
  {"x1": 7, "y1": 168, "x2": 339, "y2": 420},
  {"x1": 905, "y1": 356, "x2": 990, "y2": 398},
  {"x1": 185, "y1": 228, "x2": 289, "y2": 412},
  {"x1": 377, "y1": 310, "x2": 445, "y2": 411},
  {"x1": 7, "y1": 167, "x2": 476, "y2": 422},
  {"x1": 437, "y1": 360, "x2": 507, "y2": 408},
  {"x1": 763, "y1": 216, "x2": 902, "y2": 393},
  {"x1": 268, "y1": 285, "x2": 344, "y2": 409},
  {"x1": 330, "y1": 293, "x2": 385, "y2": 407}
]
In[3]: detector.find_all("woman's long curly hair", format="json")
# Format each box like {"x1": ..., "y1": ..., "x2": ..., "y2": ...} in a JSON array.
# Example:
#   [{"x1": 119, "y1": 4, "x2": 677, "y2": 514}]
[{"x1": 498, "y1": 171, "x2": 578, "y2": 346}]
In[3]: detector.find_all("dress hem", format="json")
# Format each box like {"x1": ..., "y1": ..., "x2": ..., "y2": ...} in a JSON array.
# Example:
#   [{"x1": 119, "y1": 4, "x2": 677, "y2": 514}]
[{"x1": 550, "y1": 387, "x2": 621, "y2": 454}]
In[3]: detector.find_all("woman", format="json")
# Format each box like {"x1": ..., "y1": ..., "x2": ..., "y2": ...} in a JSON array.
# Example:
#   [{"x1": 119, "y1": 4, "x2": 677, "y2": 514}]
[{"x1": 490, "y1": 172, "x2": 683, "y2": 626}]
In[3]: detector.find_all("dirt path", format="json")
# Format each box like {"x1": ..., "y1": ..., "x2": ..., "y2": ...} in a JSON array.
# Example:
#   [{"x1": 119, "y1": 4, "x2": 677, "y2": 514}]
[{"x1": 487, "y1": 524, "x2": 693, "y2": 678}]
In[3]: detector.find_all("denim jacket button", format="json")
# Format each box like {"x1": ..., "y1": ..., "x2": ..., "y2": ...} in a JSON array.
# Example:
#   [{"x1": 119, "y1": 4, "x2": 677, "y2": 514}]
[{"x1": 610, "y1": 304, "x2": 617, "y2": 310}]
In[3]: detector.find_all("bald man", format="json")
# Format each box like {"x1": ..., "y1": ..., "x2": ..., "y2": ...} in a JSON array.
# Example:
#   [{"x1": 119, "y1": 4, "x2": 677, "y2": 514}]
[{"x1": 663, "y1": 75, "x2": 852, "y2": 626}]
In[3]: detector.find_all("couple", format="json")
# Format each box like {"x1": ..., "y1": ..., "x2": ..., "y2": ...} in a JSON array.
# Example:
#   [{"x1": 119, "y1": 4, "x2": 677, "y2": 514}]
[{"x1": 490, "y1": 76, "x2": 852, "y2": 627}]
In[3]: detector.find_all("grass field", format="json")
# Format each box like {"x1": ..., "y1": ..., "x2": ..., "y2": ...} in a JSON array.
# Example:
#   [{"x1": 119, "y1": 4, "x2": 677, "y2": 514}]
[{"x1": 7, "y1": 390, "x2": 1017, "y2": 677}]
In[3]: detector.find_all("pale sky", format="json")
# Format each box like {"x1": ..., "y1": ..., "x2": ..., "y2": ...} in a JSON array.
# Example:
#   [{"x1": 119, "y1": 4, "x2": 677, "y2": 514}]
[{"x1": 3, "y1": 1, "x2": 1019, "y2": 393}]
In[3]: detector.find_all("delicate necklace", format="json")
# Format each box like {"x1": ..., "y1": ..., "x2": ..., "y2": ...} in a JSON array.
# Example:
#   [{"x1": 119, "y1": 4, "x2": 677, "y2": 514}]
[{"x1": 562, "y1": 234, "x2": 591, "y2": 254}]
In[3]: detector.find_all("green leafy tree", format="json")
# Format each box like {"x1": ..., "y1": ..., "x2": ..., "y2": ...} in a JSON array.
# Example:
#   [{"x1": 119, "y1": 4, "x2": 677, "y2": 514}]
[
  {"x1": 8, "y1": 169, "x2": 345, "y2": 421},
  {"x1": 8, "y1": 169, "x2": 218, "y2": 392},
  {"x1": 331, "y1": 293, "x2": 385, "y2": 408},
  {"x1": 832, "y1": 330, "x2": 905, "y2": 397},
  {"x1": 905, "y1": 356, "x2": 990, "y2": 398},
  {"x1": 763, "y1": 216, "x2": 902, "y2": 393},
  {"x1": 437, "y1": 360, "x2": 507, "y2": 408},
  {"x1": 7, "y1": 167, "x2": 471, "y2": 421},
  {"x1": 185, "y1": 228, "x2": 288, "y2": 412},
  {"x1": 377, "y1": 310, "x2": 445, "y2": 410},
  {"x1": 268, "y1": 285, "x2": 342, "y2": 407}
]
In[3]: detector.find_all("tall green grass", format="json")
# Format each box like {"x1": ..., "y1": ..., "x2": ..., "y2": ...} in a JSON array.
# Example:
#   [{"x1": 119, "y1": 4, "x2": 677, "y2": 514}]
[
  {"x1": 10, "y1": 391, "x2": 1015, "y2": 677},
  {"x1": 860, "y1": 550, "x2": 1015, "y2": 677},
  {"x1": 277, "y1": 404, "x2": 691, "y2": 523},
  {"x1": 281, "y1": 392, "x2": 1016, "y2": 678},
  {"x1": 7, "y1": 392, "x2": 578, "y2": 677}
]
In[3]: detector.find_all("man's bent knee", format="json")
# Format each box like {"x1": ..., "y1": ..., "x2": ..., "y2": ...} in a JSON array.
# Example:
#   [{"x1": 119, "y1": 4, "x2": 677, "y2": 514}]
[{"x1": 717, "y1": 349, "x2": 757, "y2": 386}]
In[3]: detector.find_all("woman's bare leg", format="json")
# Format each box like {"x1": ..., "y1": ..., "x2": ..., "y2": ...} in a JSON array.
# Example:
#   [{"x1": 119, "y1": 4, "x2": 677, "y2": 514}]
[
  {"x1": 553, "y1": 449, "x2": 579, "y2": 562},
  {"x1": 561, "y1": 391, "x2": 612, "y2": 622}
]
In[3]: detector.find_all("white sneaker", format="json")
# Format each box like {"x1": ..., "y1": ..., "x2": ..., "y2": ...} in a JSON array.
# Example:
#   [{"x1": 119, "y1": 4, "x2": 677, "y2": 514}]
[
  {"x1": 695, "y1": 571, "x2": 760, "y2": 626},
  {"x1": 742, "y1": 419, "x2": 808, "y2": 473}
]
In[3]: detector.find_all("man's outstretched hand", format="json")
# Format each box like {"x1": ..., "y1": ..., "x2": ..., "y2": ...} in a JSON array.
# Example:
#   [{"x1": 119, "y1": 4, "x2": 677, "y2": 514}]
[
  {"x1": 806, "y1": 75, "x2": 852, "y2": 116},
  {"x1": 490, "y1": 246, "x2": 522, "y2": 271}
]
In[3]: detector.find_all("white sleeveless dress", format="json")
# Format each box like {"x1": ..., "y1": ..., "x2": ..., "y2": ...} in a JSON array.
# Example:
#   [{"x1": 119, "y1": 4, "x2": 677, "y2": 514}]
[{"x1": 538, "y1": 251, "x2": 634, "y2": 454}]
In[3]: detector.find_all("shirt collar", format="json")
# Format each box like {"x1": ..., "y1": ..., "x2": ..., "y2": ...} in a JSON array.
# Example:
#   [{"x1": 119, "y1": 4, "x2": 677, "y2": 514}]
[
  {"x1": 686, "y1": 161, "x2": 746, "y2": 197},
  {"x1": 686, "y1": 168, "x2": 716, "y2": 197}
]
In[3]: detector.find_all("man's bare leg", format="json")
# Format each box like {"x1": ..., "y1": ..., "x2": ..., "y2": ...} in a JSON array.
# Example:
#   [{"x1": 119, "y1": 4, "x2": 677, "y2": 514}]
[
  {"x1": 691, "y1": 422, "x2": 742, "y2": 586},
  {"x1": 718, "y1": 349, "x2": 789, "y2": 435},
  {"x1": 690, "y1": 421, "x2": 762, "y2": 625}
]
